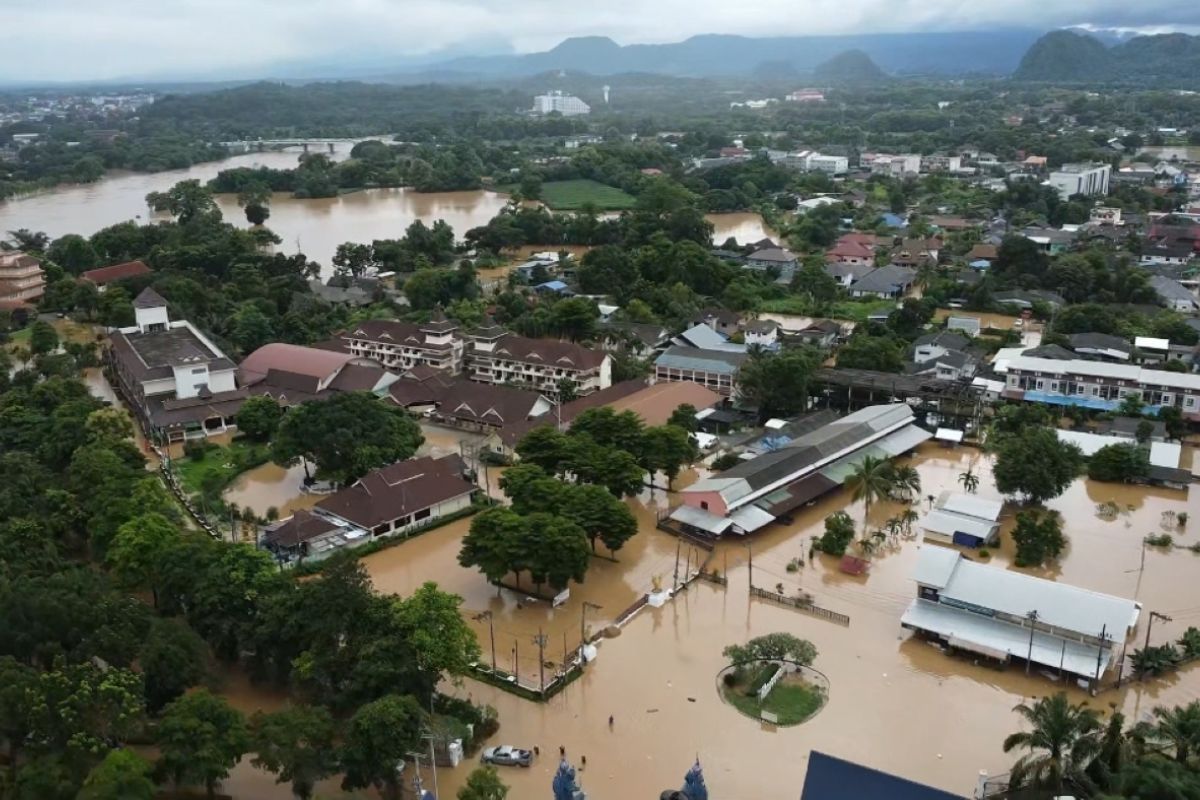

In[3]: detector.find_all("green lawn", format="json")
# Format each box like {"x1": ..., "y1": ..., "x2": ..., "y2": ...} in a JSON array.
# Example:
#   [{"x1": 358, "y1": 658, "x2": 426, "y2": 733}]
[
  {"x1": 500, "y1": 179, "x2": 636, "y2": 211},
  {"x1": 722, "y1": 671, "x2": 825, "y2": 725},
  {"x1": 759, "y1": 297, "x2": 896, "y2": 323},
  {"x1": 172, "y1": 438, "x2": 270, "y2": 499}
]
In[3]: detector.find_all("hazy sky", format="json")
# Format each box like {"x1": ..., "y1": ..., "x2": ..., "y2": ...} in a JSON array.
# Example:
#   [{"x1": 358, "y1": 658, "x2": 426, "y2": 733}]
[{"x1": 4, "y1": 0, "x2": 1200, "y2": 83}]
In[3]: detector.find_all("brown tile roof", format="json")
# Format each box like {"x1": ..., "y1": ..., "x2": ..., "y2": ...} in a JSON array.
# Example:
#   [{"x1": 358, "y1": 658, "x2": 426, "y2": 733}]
[
  {"x1": 607, "y1": 381, "x2": 722, "y2": 427},
  {"x1": 340, "y1": 320, "x2": 454, "y2": 352},
  {"x1": 239, "y1": 342, "x2": 355, "y2": 386},
  {"x1": 81, "y1": 260, "x2": 151, "y2": 285},
  {"x1": 133, "y1": 286, "x2": 168, "y2": 308},
  {"x1": 435, "y1": 380, "x2": 548, "y2": 428},
  {"x1": 485, "y1": 334, "x2": 607, "y2": 371},
  {"x1": 261, "y1": 509, "x2": 341, "y2": 549},
  {"x1": 388, "y1": 378, "x2": 445, "y2": 408},
  {"x1": 317, "y1": 454, "x2": 474, "y2": 529},
  {"x1": 967, "y1": 243, "x2": 998, "y2": 260},
  {"x1": 327, "y1": 363, "x2": 389, "y2": 393},
  {"x1": 493, "y1": 379, "x2": 648, "y2": 447}
]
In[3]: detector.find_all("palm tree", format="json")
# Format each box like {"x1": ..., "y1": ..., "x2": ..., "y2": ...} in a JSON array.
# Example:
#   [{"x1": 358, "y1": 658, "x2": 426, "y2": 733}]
[
  {"x1": 899, "y1": 507, "x2": 919, "y2": 537},
  {"x1": 891, "y1": 464, "x2": 921, "y2": 501},
  {"x1": 958, "y1": 466, "x2": 980, "y2": 494},
  {"x1": 1087, "y1": 710, "x2": 1130, "y2": 792},
  {"x1": 844, "y1": 455, "x2": 896, "y2": 535},
  {"x1": 1002, "y1": 692, "x2": 1103, "y2": 795},
  {"x1": 1134, "y1": 702, "x2": 1200, "y2": 763}
]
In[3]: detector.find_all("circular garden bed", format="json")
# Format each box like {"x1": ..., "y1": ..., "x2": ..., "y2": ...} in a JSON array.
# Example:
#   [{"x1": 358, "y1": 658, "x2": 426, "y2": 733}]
[{"x1": 716, "y1": 660, "x2": 828, "y2": 726}]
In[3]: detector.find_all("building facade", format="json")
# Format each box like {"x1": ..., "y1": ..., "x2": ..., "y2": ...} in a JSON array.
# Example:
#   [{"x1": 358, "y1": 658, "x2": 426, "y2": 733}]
[
  {"x1": 1048, "y1": 163, "x2": 1111, "y2": 199},
  {"x1": 1003, "y1": 355, "x2": 1200, "y2": 420},
  {"x1": 0, "y1": 251, "x2": 46, "y2": 305},
  {"x1": 533, "y1": 91, "x2": 590, "y2": 116}
]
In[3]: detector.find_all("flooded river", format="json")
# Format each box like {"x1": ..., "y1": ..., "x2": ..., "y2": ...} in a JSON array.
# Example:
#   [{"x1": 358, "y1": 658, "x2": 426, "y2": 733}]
[
  {"x1": 208, "y1": 442, "x2": 1200, "y2": 800},
  {"x1": 0, "y1": 146, "x2": 773, "y2": 272}
]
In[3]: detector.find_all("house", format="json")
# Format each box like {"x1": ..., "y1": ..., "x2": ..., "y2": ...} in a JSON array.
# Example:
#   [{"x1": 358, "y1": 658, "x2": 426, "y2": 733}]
[
  {"x1": 1134, "y1": 336, "x2": 1172, "y2": 365},
  {"x1": 316, "y1": 454, "x2": 476, "y2": 539},
  {"x1": 992, "y1": 289, "x2": 1065, "y2": 310},
  {"x1": 654, "y1": 347, "x2": 747, "y2": 398},
  {"x1": 965, "y1": 243, "x2": 998, "y2": 264},
  {"x1": 889, "y1": 238, "x2": 939, "y2": 269},
  {"x1": 929, "y1": 215, "x2": 978, "y2": 232},
  {"x1": 745, "y1": 247, "x2": 798, "y2": 282},
  {"x1": 0, "y1": 251, "x2": 46, "y2": 306},
  {"x1": 1047, "y1": 162, "x2": 1111, "y2": 199},
  {"x1": 672, "y1": 323, "x2": 746, "y2": 353},
  {"x1": 912, "y1": 331, "x2": 969, "y2": 365},
  {"x1": 804, "y1": 153, "x2": 848, "y2": 175},
  {"x1": 107, "y1": 288, "x2": 243, "y2": 442},
  {"x1": 880, "y1": 212, "x2": 908, "y2": 230},
  {"x1": 80, "y1": 259, "x2": 152, "y2": 291},
  {"x1": 823, "y1": 260, "x2": 876, "y2": 288},
  {"x1": 848, "y1": 264, "x2": 916, "y2": 299},
  {"x1": 825, "y1": 238, "x2": 876, "y2": 266},
  {"x1": 238, "y1": 342, "x2": 398, "y2": 405},
  {"x1": 466, "y1": 321, "x2": 611, "y2": 396},
  {"x1": 669, "y1": 404, "x2": 931, "y2": 537},
  {"x1": 801, "y1": 751, "x2": 962, "y2": 800},
  {"x1": 259, "y1": 509, "x2": 359, "y2": 564},
  {"x1": 1148, "y1": 274, "x2": 1200, "y2": 312},
  {"x1": 597, "y1": 320, "x2": 670, "y2": 358},
  {"x1": 430, "y1": 380, "x2": 553, "y2": 431},
  {"x1": 533, "y1": 279, "x2": 573, "y2": 296},
  {"x1": 692, "y1": 308, "x2": 742, "y2": 337},
  {"x1": 792, "y1": 319, "x2": 842, "y2": 350},
  {"x1": 901, "y1": 545, "x2": 1140, "y2": 681},
  {"x1": 922, "y1": 493, "x2": 1003, "y2": 548},
  {"x1": 928, "y1": 350, "x2": 978, "y2": 381},
  {"x1": 1094, "y1": 416, "x2": 1167, "y2": 442},
  {"x1": 743, "y1": 319, "x2": 780, "y2": 347},
  {"x1": 1090, "y1": 206, "x2": 1124, "y2": 226},
  {"x1": 336, "y1": 312, "x2": 465, "y2": 373},
  {"x1": 945, "y1": 316, "x2": 981, "y2": 337},
  {"x1": 1067, "y1": 332, "x2": 1133, "y2": 362},
  {"x1": 1022, "y1": 226, "x2": 1075, "y2": 254},
  {"x1": 1003, "y1": 355, "x2": 1200, "y2": 420}
]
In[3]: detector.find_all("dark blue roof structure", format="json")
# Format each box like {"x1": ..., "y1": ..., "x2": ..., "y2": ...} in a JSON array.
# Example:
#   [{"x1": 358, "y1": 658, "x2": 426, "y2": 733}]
[{"x1": 801, "y1": 751, "x2": 963, "y2": 800}]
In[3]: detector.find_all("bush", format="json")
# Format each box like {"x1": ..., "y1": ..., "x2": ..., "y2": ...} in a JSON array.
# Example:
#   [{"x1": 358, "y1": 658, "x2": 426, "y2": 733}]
[
  {"x1": 722, "y1": 672, "x2": 737, "y2": 688},
  {"x1": 711, "y1": 452, "x2": 742, "y2": 471},
  {"x1": 746, "y1": 663, "x2": 781, "y2": 696},
  {"x1": 1012, "y1": 509, "x2": 1066, "y2": 567},
  {"x1": 813, "y1": 511, "x2": 856, "y2": 556},
  {"x1": 183, "y1": 440, "x2": 215, "y2": 461},
  {"x1": 977, "y1": 548, "x2": 991, "y2": 559},
  {"x1": 1146, "y1": 533, "x2": 1174, "y2": 548}
]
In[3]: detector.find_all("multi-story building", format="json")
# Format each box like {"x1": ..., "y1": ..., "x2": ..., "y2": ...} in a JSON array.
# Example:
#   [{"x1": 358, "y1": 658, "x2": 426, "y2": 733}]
[
  {"x1": 654, "y1": 347, "x2": 747, "y2": 398},
  {"x1": 804, "y1": 153, "x2": 849, "y2": 175},
  {"x1": 108, "y1": 288, "x2": 243, "y2": 441},
  {"x1": 532, "y1": 91, "x2": 590, "y2": 116},
  {"x1": 467, "y1": 319, "x2": 610, "y2": 396},
  {"x1": 920, "y1": 154, "x2": 962, "y2": 172},
  {"x1": 785, "y1": 89, "x2": 826, "y2": 102},
  {"x1": 865, "y1": 153, "x2": 922, "y2": 177},
  {"x1": 1003, "y1": 355, "x2": 1200, "y2": 420},
  {"x1": 1047, "y1": 163, "x2": 1111, "y2": 199},
  {"x1": 0, "y1": 250, "x2": 46, "y2": 305},
  {"x1": 337, "y1": 313, "x2": 465, "y2": 373}
]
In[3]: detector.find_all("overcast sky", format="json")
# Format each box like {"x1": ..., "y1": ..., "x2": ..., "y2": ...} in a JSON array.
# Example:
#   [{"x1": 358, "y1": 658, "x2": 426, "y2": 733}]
[{"x1": 4, "y1": 0, "x2": 1200, "y2": 83}]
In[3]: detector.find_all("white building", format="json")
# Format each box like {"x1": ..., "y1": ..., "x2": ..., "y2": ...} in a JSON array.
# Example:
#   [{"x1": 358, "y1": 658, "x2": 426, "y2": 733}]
[
  {"x1": 866, "y1": 153, "x2": 922, "y2": 177},
  {"x1": 1004, "y1": 355, "x2": 1200, "y2": 420},
  {"x1": 805, "y1": 153, "x2": 849, "y2": 175},
  {"x1": 902, "y1": 546, "x2": 1140, "y2": 681},
  {"x1": 533, "y1": 91, "x2": 590, "y2": 116},
  {"x1": 1047, "y1": 163, "x2": 1111, "y2": 199},
  {"x1": 921, "y1": 493, "x2": 1003, "y2": 548}
]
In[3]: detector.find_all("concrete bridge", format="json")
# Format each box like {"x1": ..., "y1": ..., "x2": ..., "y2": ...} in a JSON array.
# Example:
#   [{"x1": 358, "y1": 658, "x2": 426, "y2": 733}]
[{"x1": 219, "y1": 138, "x2": 357, "y2": 154}]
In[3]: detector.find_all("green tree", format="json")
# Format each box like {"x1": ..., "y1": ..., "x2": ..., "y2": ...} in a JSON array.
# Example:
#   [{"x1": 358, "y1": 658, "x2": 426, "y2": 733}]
[
  {"x1": 156, "y1": 689, "x2": 249, "y2": 800},
  {"x1": 524, "y1": 512, "x2": 590, "y2": 592},
  {"x1": 393, "y1": 582, "x2": 481, "y2": 694},
  {"x1": 514, "y1": 425, "x2": 569, "y2": 472},
  {"x1": 844, "y1": 454, "x2": 895, "y2": 534},
  {"x1": 1088, "y1": 443, "x2": 1150, "y2": 483},
  {"x1": 560, "y1": 483, "x2": 638, "y2": 555},
  {"x1": 28, "y1": 320, "x2": 59, "y2": 356},
  {"x1": 1119, "y1": 392, "x2": 1147, "y2": 417},
  {"x1": 736, "y1": 346, "x2": 818, "y2": 422},
  {"x1": 992, "y1": 428, "x2": 1083, "y2": 504},
  {"x1": 107, "y1": 512, "x2": 177, "y2": 608},
  {"x1": 0, "y1": 656, "x2": 38, "y2": 787},
  {"x1": 272, "y1": 392, "x2": 424, "y2": 485},
  {"x1": 813, "y1": 511, "x2": 856, "y2": 556},
  {"x1": 723, "y1": 633, "x2": 818, "y2": 666},
  {"x1": 236, "y1": 395, "x2": 284, "y2": 441},
  {"x1": 641, "y1": 424, "x2": 696, "y2": 488},
  {"x1": 548, "y1": 296, "x2": 599, "y2": 341},
  {"x1": 668, "y1": 403, "x2": 699, "y2": 432},
  {"x1": 958, "y1": 467, "x2": 980, "y2": 494},
  {"x1": 1002, "y1": 693, "x2": 1102, "y2": 796},
  {"x1": 251, "y1": 705, "x2": 339, "y2": 800},
  {"x1": 340, "y1": 694, "x2": 426, "y2": 800},
  {"x1": 556, "y1": 377, "x2": 578, "y2": 403},
  {"x1": 46, "y1": 234, "x2": 98, "y2": 274},
  {"x1": 1159, "y1": 406, "x2": 1186, "y2": 441},
  {"x1": 564, "y1": 439, "x2": 646, "y2": 497},
  {"x1": 229, "y1": 304, "x2": 276, "y2": 355},
  {"x1": 161, "y1": 180, "x2": 219, "y2": 224},
  {"x1": 460, "y1": 507, "x2": 523, "y2": 589},
  {"x1": 139, "y1": 618, "x2": 207, "y2": 714},
  {"x1": 85, "y1": 406, "x2": 135, "y2": 443},
  {"x1": 332, "y1": 242, "x2": 375, "y2": 277},
  {"x1": 835, "y1": 334, "x2": 904, "y2": 372},
  {"x1": 458, "y1": 765, "x2": 510, "y2": 800},
  {"x1": 78, "y1": 749, "x2": 155, "y2": 800},
  {"x1": 1012, "y1": 509, "x2": 1067, "y2": 568},
  {"x1": 1134, "y1": 702, "x2": 1200, "y2": 764}
]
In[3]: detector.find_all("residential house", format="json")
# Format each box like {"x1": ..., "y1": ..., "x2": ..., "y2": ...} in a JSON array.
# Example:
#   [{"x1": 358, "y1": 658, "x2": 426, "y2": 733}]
[
  {"x1": 824, "y1": 260, "x2": 876, "y2": 288},
  {"x1": 1090, "y1": 206, "x2": 1124, "y2": 226},
  {"x1": 945, "y1": 316, "x2": 982, "y2": 337},
  {"x1": 744, "y1": 246, "x2": 798, "y2": 282},
  {"x1": 1003, "y1": 355, "x2": 1200, "y2": 420},
  {"x1": 792, "y1": 319, "x2": 842, "y2": 350},
  {"x1": 107, "y1": 287, "x2": 243, "y2": 442},
  {"x1": 928, "y1": 215, "x2": 979, "y2": 232},
  {"x1": 825, "y1": 238, "x2": 876, "y2": 267},
  {"x1": 597, "y1": 320, "x2": 671, "y2": 358},
  {"x1": 864, "y1": 153, "x2": 922, "y2": 177},
  {"x1": 965, "y1": 243, "x2": 998, "y2": 265},
  {"x1": 921, "y1": 350, "x2": 978, "y2": 381},
  {"x1": 901, "y1": 545, "x2": 1140, "y2": 680},
  {"x1": 691, "y1": 308, "x2": 743, "y2": 337},
  {"x1": 800, "y1": 751, "x2": 962, "y2": 800},
  {"x1": 912, "y1": 331, "x2": 970, "y2": 365},
  {"x1": 848, "y1": 264, "x2": 917, "y2": 299},
  {"x1": 992, "y1": 289, "x2": 1065, "y2": 310},
  {"x1": 889, "y1": 238, "x2": 940, "y2": 269},
  {"x1": 1067, "y1": 332, "x2": 1133, "y2": 362},
  {"x1": 1022, "y1": 226, "x2": 1075, "y2": 254},
  {"x1": 920, "y1": 154, "x2": 962, "y2": 173},
  {"x1": 80, "y1": 259, "x2": 152, "y2": 291},
  {"x1": 672, "y1": 323, "x2": 746, "y2": 353},
  {"x1": 1094, "y1": 416, "x2": 1168, "y2": 442},
  {"x1": 743, "y1": 319, "x2": 781, "y2": 347},
  {"x1": 533, "y1": 279, "x2": 573, "y2": 296},
  {"x1": 0, "y1": 250, "x2": 46, "y2": 306},
  {"x1": 238, "y1": 342, "x2": 398, "y2": 405},
  {"x1": 1149, "y1": 274, "x2": 1200, "y2": 312},
  {"x1": 669, "y1": 404, "x2": 930, "y2": 537},
  {"x1": 804, "y1": 153, "x2": 849, "y2": 175},
  {"x1": 921, "y1": 493, "x2": 1003, "y2": 548},
  {"x1": 259, "y1": 509, "x2": 352, "y2": 564},
  {"x1": 316, "y1": 454, "x2": 477, "y2": 539}
]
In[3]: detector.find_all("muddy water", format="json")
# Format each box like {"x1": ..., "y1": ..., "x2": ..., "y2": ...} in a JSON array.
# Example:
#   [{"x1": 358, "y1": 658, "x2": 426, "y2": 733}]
[{"x1": 223, "y1": 462, "x2": 320, "y2": 519}]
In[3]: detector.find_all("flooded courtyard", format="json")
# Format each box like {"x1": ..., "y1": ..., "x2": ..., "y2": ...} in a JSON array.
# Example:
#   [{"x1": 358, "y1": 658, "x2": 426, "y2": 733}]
[{"x1": 210, "y1": 439, "x2": 1200, "y2": 799}]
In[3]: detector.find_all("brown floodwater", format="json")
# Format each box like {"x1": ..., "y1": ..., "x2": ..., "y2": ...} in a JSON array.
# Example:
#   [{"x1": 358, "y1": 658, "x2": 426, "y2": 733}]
[{"x1": 0, "y1": 147, "x2": 771, "y2": 275}]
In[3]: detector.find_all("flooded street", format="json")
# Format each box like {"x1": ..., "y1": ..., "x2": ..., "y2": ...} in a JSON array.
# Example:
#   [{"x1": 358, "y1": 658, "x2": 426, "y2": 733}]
[{"x1": 0, "y1": 148, "x2": 770, "y2": 273}]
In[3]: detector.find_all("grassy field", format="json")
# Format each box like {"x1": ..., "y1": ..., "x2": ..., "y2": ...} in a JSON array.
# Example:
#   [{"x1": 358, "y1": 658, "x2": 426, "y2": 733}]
[
  {"x1": 760, "y1": 297, "x2": 896, "y2": 323},
  {"x1": 500, "y1": 179, "x2": 636, "y2": 211},
  {"x1": 722, "y1": 668, "x2": 825, "y2": 725},
  {"x1": 173, "y1": 438, "x2": 270, "y2": 499}
]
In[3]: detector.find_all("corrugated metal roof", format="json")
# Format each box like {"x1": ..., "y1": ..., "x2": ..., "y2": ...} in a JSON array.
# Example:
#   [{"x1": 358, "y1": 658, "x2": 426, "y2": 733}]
[
  {"x1": 875, "y1": 425, "x2": 933, "y2": 456},
  {"x1": 730, "y1": 505, "x2": 776, "y2": 533},
  {"x1": 1150, "y1": 441, "x2": 1183, "y2": 469},
  {"x1": 937, "y1": 493, "x2": 1002, "y2": 521},
  {"x1": 922, "y1": 509, "x2": 999, "y2": 540},
  {"x1": 669, "y1": 505, "x2": 733, "y2": 534},
  {"x1": 654, "y1": 346, "x2": 747, "y2": 374}
]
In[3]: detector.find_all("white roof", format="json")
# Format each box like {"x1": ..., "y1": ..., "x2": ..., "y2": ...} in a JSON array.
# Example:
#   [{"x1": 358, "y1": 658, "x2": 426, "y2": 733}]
[
  {"x1": 935, "y1": 427, "x2": 964, "y2": 443},
  {"x1": 1150, "y1": 441, "x2": 1183, "y2": 469},
  {"x1": 1056, "y1": 429, "x2": 1118, "y2": 457},
  {"x1": 990, "y1": 346, "x2": 1029, "y2": 374},
  {"x1": 694, "y1": 408, "x2": 716, "y2": 420},
  {"x1": 972, "y1": 377, "x2": 1005, "y2": 393},
  {"x1": 669, "y1": 505, "x2": 733, "y2": 535},
  {"x1": 902, "y1": 600, "x2": 1116, "y2": 677},
  {"x1": 1135, "y1": 336, "x2": 1170, "y2": 351},
  {"x1": 912, "y1": 547, "x2": 1140, "y2": 638},
  {"x1": 875, "y1": 425, "x2": 933, "y2": 456},
  {"x1": 1006, "y1": 356, "x2": 1200, "y2": 392},
  {"x1": 923, "y1": 509, "x2": 999, "y2": 540},
  {"x1": 765, "y1": 418, "x2": 788, "y2": 430},
  {"x1": 937, "y1": 493, "x2": 1003, "y2": 521},
  {"x1": 730, "y1": 505, "x2": 776, "y2": 533}
]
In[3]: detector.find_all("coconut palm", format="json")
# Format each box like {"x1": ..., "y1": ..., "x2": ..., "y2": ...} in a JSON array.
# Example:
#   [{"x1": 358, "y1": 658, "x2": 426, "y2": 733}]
[
  {"x1": 844, "y1": 455, "x2": 896, "y2": 535},
  {"x1": 958, "y1": 466, "x2": 980, "y2": 494},
  {"x1": 891, "y1": 464, "x2": 921, "y2": 501},
  {"x1": 898, "y1": 507, "x2": 920, "y2": 537},
  {"x1": 1087, "y1": 710, "x2": 1130, "y2": 792},
  {"x1": 1134, "y1": 702, "x2": 1200, "y2": 763},
  {"x1": 1002, "y1": 692, "x2": 1103, "y2": 795}
]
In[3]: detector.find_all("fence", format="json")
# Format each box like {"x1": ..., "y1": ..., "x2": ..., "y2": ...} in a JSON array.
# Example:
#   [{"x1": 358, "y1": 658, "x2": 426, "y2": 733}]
[{"x1": 749, "y1": 585, "x2": 851, "y2": 627}]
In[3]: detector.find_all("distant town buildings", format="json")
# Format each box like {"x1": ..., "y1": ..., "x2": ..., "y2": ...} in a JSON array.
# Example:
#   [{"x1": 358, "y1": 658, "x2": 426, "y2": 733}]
[
  {"x1": 785, "y1": 89, "x2": 826, "y2": 103},
  {"x1": 1047, "y1": 162, "x2": 1112, "y2": 199},
  {"x1": 532, "y1": 91, "x2": 590, "y2": 116}
]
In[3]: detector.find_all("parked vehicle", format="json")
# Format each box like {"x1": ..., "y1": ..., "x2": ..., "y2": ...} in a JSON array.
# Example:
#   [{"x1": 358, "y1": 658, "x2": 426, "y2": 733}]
[{"x1": 481, "y1": 745, "x2": 533, "y2": 767}]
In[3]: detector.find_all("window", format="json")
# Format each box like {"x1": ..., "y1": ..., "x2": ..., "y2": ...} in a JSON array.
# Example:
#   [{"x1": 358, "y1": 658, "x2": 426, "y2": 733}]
[
  {"x1": 700, "y1": 501, "x2": 709, "y2": 511},
  {"x1": 191, "y1": 367, "x2": 206, "y2": 375},
  {"x1": 1188, "y1": 398, "x2": 1196, "y2": 408},
  {"x1": 414, "y1": 508, "x2": 431, "y2": 522},
  {"x1": 1036, "y1": 380, "x2": 1044, "y2": 390}
]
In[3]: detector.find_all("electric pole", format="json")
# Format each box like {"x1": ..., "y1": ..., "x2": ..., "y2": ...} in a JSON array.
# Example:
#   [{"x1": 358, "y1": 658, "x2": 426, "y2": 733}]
[
  {"x1": 1025, "y1": 610, "x2": 1039, "y2": 675},
  {"x1": 1141, "y1": 611, "x2": 1172, "y2": 681},
  {"x1": 672, "y1": 537, "x2": 682, "y2": 593},
  {"x1": 474, "y1": 611, "x2": 497, "y2": 671},
  {"x1": 533, "y1": 629, "x2": 548, "y2": 693}
]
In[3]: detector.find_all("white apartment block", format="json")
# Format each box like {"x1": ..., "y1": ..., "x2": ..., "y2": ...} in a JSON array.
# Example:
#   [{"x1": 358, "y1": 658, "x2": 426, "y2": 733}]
[
  {"x1": 1048, "y1": 163, "x2": 1111, "y2": 199},
  {"x1": 1003, "y1": 355, "x2": 1200, "y2": 420},
  {"x1": 805, "y1": 153, "x2": 849, "y2": 175},
  {"x1": 532, "y1": 91, "x2": 591, "y2": 116},
  {"x1": 339, "y1": 315, "x2": 464, "y2": 373}
]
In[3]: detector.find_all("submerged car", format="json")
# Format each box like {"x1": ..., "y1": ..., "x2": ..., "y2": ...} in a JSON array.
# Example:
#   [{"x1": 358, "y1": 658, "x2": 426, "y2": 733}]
[{"x1": 481, "y1": 745, "x2": 533, "y2": 767}]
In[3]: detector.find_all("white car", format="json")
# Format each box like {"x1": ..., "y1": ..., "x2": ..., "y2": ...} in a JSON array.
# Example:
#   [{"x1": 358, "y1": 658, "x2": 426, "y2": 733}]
[{"x1": 481, "y1": 745, "x2": 533, "y2": 767}]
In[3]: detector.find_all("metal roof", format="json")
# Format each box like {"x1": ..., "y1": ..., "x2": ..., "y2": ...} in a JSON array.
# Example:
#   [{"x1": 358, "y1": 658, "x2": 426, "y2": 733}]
[
  {"x1": 1150, "y1": 441, "x2": 1183, "y2": 469},
  {"x1": 936, "y1": 493, "x2": 1002, "y2": 521},
  {"x1": 801, "y1": 750, "x2": 962, "y2": 800},
  {"x1": 655, "y1": 346, "x2": 747, "y2": 374},
  {"x1": 922, "y1": 509, "x2": 999, "y2": 540},
  {"x1": 669, "y1": 504, "x2": 733, "y2": 535},
  {"x1": 912, "y1": 547, "x2": 1140, "y2": 639},
  {"x1": 1006, "y1": 356, "x2": 1200, "y2": 392}
]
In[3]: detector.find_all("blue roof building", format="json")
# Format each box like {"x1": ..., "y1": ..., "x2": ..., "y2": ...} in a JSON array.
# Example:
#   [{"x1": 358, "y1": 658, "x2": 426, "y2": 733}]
[
  {"x1": 534, "y1": 280, "x2": 573, "y2": 295},
  {"x1": 881, "y1": 212, "x2": 909, "y2": 229},
  {"x1": 801, "y1": 751, "x2": 963, "y2": 800}
]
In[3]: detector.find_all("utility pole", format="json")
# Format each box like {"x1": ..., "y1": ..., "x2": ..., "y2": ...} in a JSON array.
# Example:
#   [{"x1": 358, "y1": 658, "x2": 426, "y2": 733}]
[
  {"x1": 1095, "y1": 624, "x2": 1109, "y2": 686},
  {"x1": 580, "y1": 601, "x2": 601, "y2": 660},
  {"x1": 533, "y1": 629, "x2": 548, "y2": 693},
  {"x1": 672, "y1": 537, "x2": 682, "y2": 593},
  {"x1": 1025, "y1": 610, "x2": 1039, "y2": 676},
  {"x1": 1141, "y1": 611, "x2": 1173, "y2": 681},
  {"x1": 747, "y1": 542, "x2": 753, "y2": 592},
  {"x1": 512, "y1": 642, "x2": 518, "y2": 683},
  {"x1": 474, "y1": 611, "x2": 497, "y2": 671}
]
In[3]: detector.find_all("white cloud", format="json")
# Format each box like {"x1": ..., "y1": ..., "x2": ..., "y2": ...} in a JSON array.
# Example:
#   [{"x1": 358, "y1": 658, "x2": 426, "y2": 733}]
[{"x1": 2, "y1": 0, "x2": 1197, "y2": 82}]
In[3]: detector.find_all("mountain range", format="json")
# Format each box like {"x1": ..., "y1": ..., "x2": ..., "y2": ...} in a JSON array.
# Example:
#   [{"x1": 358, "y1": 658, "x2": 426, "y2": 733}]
[{"x1": 1014, "y1": 30, "x2": 1200, "y2": 82}]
